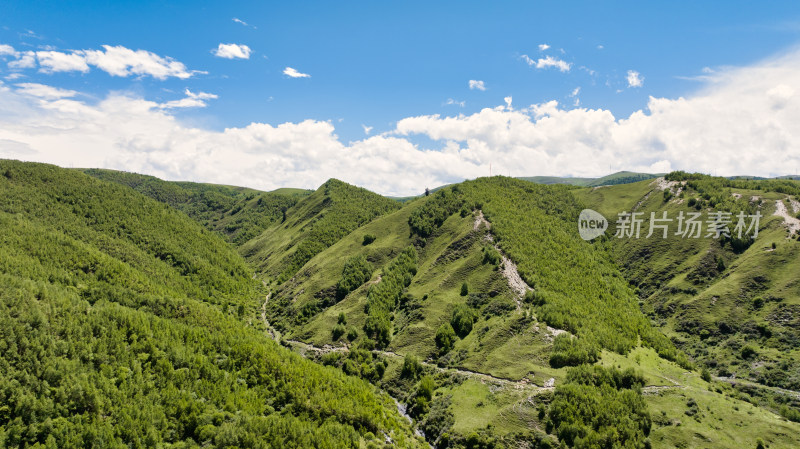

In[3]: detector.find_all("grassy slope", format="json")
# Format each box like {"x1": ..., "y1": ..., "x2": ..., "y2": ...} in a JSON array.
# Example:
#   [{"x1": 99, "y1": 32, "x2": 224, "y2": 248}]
[
  {"x1": 266, "y1": 181, "x2": 569, "y2": 446},
  {"x1": 269, "y1": 194, "x2": 552, "y2": 378},
  {"x1": 577, "y1": 176, "x2": 800, "y2": 447},
  {"x1": 262, "y1": 177, "x2": 800, "y2": 447},
  {"x1": 240, "y1": 178, "x2": 402, "y2": 282},
  {"x1": 0, "y1": 160, "x2": 422, "y2": 448},
  {"x1": 601, "y1": 347, "x2": 800, "y2": 449},
  {"x1": 576, "y1": 178, "x2": 800, "y2": 386},
  {"x1": 83, "y1": 168, "x2": 311, "y2": 246}
]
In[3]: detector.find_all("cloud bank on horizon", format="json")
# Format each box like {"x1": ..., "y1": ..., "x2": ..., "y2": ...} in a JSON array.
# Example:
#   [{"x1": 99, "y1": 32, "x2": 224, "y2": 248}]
[{"x1": 2, "y1": 46, "x2": 800, "y2": 196}]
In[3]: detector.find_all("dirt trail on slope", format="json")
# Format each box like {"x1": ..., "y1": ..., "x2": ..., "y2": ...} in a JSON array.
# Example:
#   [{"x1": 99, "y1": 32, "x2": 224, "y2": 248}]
[
  {"x1": 715, "y1": 376, "x2": 800, "y2": 401},
  {"x1": 286, "y1": 336, "x2": 723, "y2": 402},
  {"x1": 286, "y1": 338, "x2": 554, "y2": 391},
  {"x1": 774, "y1": 198, "x2": 800, "y2": 235},
  {"x1": 473, "y1": 210, "x2": 492, "y2": 231},
  {"x1": 631, "y1": 177, "x2": 685, "y2": 212},
  {"x1": 287, "y1": 337, "x2": 695, "y2": 398},
  {"x1": 473, "y1": 210, "x2": 531, "y2": 310},
  {"x1": 641, "y1": 385, "x2": 685, "y2": 395}
]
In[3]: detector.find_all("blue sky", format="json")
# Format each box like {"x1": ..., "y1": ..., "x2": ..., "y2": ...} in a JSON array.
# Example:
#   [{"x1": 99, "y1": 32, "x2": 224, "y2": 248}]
[{"x1": 2, "y1": 1, "x2": 800, "y2": 194}]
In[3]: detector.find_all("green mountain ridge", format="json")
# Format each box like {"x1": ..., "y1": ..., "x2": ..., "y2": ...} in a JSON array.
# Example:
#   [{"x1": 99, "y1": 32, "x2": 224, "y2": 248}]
[
  {"x1": 256, "y1": 175, "x2": 800, "y2": 448},
  {"x1": 239, "y1": 179, "x2": 401, "y2": 283},
  {"x1": 5, "y1": 160, "x2": 800, "y2": 449},
  {"x1": 0, "y1": 160, "x2": 422, "y2": 448}
]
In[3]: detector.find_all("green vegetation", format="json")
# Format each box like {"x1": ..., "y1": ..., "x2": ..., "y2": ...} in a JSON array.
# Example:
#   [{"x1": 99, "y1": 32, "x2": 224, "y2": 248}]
[
  {"x1": 450, "y1": 304, "x2": 476, "y2": 338},
  {"x1": 408, "y1": 187, "x2": 465, "y2": 238},
  {"x1": 20, "y1": 161, "x2": 800, "y2": 448},
  {"x1": 332, "y1": 323, "x2": 347, "y2": 340},
  {"x1": 549, "y1": 334, "x2": 600, "y2": 368},
  {"x1": 435, "y1": 323, "x2": 457, "y2": 354},
  {"x1": 408, "y1": 376, "x2": 436, "y2": 419},
  {"x1": 84, "y1": 168, "x2": 307, "y2": 245},
  {"x1": 458, "y1": 177, "x2": 682, "y2": 363},
  {"x1": 336, "y1": 255, "x2": 373, "y2": 300},
  {"x1": 666, "y1": 170, "x2": 800, "y2": 196},
  {"x1": 481, "y1": 245, "x2": 501, "y2": 265},
  {"x1": 547, "y1": 365, "x2": 650, "y2": 448},
  {"x1": 263, "y1": 175, "x2": 728, "y2": 447},
  {"x1": 241, "y1": 179, "x2": 400, "y2": 282},
  {"x1": 363, "y1": 247, "x2": 418, "y2": 348},
  {"x1": 0, "y1": 160, "x2": 421, "y2": 448},
  {"x1": 257, "y1": 173, "x2": 800, "y2": 448},
  {"x1": 401, "y1": 354, "x2": 423, "y2": 379},
  {"x1": 321, "y1": 343, "x2": 388, "y2": 383},
  {"x1": 578, "y1": 172, "x2": 800, "y2": 437}
]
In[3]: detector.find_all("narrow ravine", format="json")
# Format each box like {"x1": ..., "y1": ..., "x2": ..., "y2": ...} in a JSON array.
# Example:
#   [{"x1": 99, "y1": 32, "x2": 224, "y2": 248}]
[{"x1": 260, "y1": 290, "x2": 281, "y2": 341}]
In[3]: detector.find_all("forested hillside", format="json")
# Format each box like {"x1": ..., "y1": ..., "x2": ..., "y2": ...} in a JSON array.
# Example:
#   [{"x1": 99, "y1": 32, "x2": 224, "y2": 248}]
[
  {"x1": 5, "y1": 160, "x2": 799, "y2": 449},
  {"x1": 0, "y1": 160, "x2": 422, "y2": 448},
  {"x1": 83, "y1": 168, "x2": 310, "y2": 246}
]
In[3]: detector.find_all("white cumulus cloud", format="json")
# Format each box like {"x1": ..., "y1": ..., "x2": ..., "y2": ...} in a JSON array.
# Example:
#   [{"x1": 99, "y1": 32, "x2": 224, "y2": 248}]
[
  {"x1": 81, "y1": 45, "x2": 197, "y2": 79},
  {"x1": 36, "y1": 51, "x2": 90, "y2": 73},
  {"x1": 3, "y1": 48, "x2": 800, "y2": 195},
  {"x1": 627, "y1": 70, "x2": 644, "y2": 87},
  {"x1": 8, "y1": 51, "x2": 36, "y2": 69},
  {"x1": 0, "y1": 44, "x2": 16, "y2": 56},
  {"x1": 469, "y1": 80, "x2": 486, "y2": 91},
  {"x1": 522, "y1": 54, "x2": 571, "y2": 72},
  {"x1": 283, "y1": 67, "x2": 310, "y2": 78},
  {"x1": 212, "y1": 43, "x2": 252, "y2": 59},
  {"x1": 159, "y1": 89, "x2": 218, "y2": 109},
  {"x1": 538, "y1": 44, "x2": 550, "y2": 51}
]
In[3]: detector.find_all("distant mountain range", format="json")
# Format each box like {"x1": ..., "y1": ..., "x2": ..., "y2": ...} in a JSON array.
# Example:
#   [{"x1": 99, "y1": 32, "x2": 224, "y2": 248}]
[{"x1": 518, "y1": 170, "x2": 662, "y2": 187}]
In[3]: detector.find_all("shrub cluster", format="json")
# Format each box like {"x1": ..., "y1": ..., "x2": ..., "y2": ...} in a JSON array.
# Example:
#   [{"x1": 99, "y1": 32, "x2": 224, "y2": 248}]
[
  {"x1": 336, "y1": 254, "x2": 373, "y2": 300},
  {"x1": 547, "y1": 365, "x2": 651, "y2": 448},
  {"x1": 363, "y1": 247, "x2": 418, "y2": 348}
]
